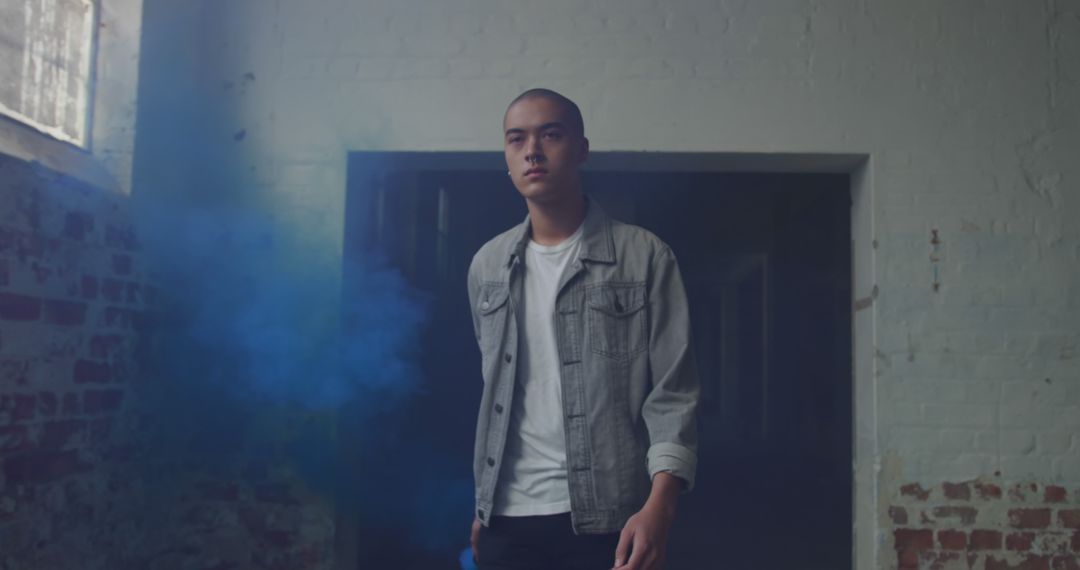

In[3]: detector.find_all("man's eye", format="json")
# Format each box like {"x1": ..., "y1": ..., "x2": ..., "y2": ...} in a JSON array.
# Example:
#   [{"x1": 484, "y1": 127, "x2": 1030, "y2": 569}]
[
  {"x1": 544, "y1": 131, "x2": 562, "y2": 140},
  {"x1": 507, "y1": 136, "x2": 522, "y2": 144}
]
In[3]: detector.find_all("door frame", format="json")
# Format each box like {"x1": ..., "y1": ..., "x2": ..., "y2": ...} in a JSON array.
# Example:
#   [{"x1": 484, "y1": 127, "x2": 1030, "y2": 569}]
[{"x1": 345, "y1": 150, "x2": 877, "y2": 569}]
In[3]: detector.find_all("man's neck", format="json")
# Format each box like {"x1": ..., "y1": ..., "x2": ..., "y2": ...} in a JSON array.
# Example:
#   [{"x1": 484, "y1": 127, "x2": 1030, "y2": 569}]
[{"x1": 526, "y1": 189, "x2": 587, "y2": 246}]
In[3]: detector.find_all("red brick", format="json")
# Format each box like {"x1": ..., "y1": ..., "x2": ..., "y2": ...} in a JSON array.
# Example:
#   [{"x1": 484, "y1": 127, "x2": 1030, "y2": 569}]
[
  {"x1": 111, "y1": 254, "x2": 132, "y2": 276},
  {"x1": 42, "y1": 299, "x2": 86, "y2": 326},
  {"x1": 939, "y1": 529, "x2": 968, "y2": 550},
  {"x1": 1062, "y1": 511, "x2": 1080, "y2": 530},
  {"x1": 925, "y1": 552, "x2": 962, "y2": 568},
  {"x1": 0, "y1": 293, "x2": 41, "y2": 321},
  {"x1": 0, "y1": 360, "x2": 30, "y2": 386},
  {"x1": 896, "y1": 528, "x2": 934, "y2": 550},
  {"x1": 894, "y1": 546, "x2": 920, "y2": 565},
  {"x1": 902, "y1": 483, "x2": 932, "y2": 501},
  {"x1": 1051, "y1": 556, "x2": 1080, "y2": 570},
  {"x1": 102, "y1": 279, "x2": 124, "y2": 302},
  {"x1": 81, "y1": 275, "x2": 98, "y2": 300},
  {"x1": 1047, "y1": 487, "x2": 1068, "y2": 503},
  {"x1": 890, "y1": 506, "x2": 909, "y2": 525},
  {"x1": 933, "y1": 505, "x2": 978, "y2": 525},
  {"x1": 976, "y1": 482, "x2": 1004, "y2": 499},
  {"x1": 1009, "y1": 532, "x2": 1036, "y2": 551},
  {"x1": 0, "y1": 228, "x2": 44, "y2": 258},
  {"x1": 1012, "y1": 509, "x2": 1053, "y2": 529},
  {"x1": 39, "y1": 420, "x2": 87, "y2": 448},
  {"x1": 945, "y1": 482, "x2": 973, "y2": 501},
  {"x1": 73, "y1": 360, "x2": 111, "y2": 384},
  {"x1": 1, "y1": 393, "x2": 37, "y2": 421},
  {"x1": 972, "y1": 530, "x2": 1004, "y2": 550},
  {"x1": 3, "y1": 449, "x2": 92, "y2": 484}
]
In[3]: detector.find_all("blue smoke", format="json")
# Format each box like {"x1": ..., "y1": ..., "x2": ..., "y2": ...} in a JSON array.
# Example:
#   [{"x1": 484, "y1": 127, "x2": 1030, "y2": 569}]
[
  {"x1": 131, "y1": 2, "x2": 476, "y2": 557},
  {"x1": 129, "y1": 192, "x2": 472, "y2": 556},
  {"x1": 135, "y1": 199, "x2": 428, "y2": 410}
]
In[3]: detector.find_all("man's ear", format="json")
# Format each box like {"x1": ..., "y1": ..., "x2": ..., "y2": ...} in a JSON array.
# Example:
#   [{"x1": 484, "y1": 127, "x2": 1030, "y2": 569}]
[{"x1": 578, "y1": 136, "x2": 590, "y2": 164}]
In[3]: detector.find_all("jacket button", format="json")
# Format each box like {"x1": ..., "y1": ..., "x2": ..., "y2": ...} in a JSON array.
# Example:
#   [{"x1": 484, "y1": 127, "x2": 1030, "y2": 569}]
[
  {"x1": 504, "y1": 353, "x2": 512, "y2": 363},
  {"x1": 481, "y1": 300, "x2": 490, "y2": 310},
  {"x1": 487, "y1": 457, "x2": 495, "y2": 467},
  {"x1": 494, "y1": 404, "x2": 504, "y2": 414}
]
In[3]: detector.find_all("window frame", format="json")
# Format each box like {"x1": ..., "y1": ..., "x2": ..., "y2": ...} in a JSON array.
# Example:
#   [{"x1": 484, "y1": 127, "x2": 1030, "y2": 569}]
[{"x1": 0, "y1": 0, "x2": 99, "y2": 149}]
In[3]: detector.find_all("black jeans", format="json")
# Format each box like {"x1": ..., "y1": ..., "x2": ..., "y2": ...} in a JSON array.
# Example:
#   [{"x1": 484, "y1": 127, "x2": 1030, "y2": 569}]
[{"x1": 477, "y1": 513, "x2": 620, "y2": 570}]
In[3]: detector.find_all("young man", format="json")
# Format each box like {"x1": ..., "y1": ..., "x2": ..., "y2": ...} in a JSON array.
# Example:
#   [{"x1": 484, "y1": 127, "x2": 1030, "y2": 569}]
[{"x1": 467, "y1": 89, "x2": 700, "y2": 570}]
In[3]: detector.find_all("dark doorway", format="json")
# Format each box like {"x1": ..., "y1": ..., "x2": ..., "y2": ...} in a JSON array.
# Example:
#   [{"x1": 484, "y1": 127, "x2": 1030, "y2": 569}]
[{"x1": 342, "y1": 155, "x2": 852, "y2": 570}]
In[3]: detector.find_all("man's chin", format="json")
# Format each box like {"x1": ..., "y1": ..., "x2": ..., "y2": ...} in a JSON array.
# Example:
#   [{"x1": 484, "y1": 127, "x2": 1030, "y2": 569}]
[
  {"x1": 517, "y1": 182, "x2": 571, "y2": 203},
  {"x1": 516, "y1": 184, "x2": 551, "y2": 200}
]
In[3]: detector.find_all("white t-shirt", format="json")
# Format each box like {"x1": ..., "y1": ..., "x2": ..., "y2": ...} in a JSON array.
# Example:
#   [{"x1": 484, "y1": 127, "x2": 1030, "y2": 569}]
[{"x1": 492, "y1": 223, "x2": 584, "y2": 516}]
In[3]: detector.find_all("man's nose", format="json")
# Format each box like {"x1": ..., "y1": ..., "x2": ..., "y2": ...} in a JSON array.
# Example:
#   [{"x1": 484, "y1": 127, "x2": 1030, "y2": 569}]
[{"x1": 526, "y1": 139, "x2": 545, "y2": 163}]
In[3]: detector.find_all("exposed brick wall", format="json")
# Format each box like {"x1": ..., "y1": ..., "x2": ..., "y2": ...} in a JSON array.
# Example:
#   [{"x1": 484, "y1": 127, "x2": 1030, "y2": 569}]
[
  {"x1": 0, "y1": 155, "x2": 149, "y2": 567},
  {"x1": 0, "y1": 155, "x2": 335, "y2": 568},
  {"x1": 891, "y1": 480, "x2": 1080, "y2": 570}
]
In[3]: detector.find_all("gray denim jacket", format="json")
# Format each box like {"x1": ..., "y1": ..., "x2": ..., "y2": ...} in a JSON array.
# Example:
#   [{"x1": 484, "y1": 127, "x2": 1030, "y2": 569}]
[{"x1": 467, "y1": 198, "x2": 700, "y2": 535}]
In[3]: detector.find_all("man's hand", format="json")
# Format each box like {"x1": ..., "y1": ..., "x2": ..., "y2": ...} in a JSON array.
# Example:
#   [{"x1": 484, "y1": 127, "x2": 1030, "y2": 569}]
[
  {"x1": 612, "y1": 472, "x2": 682, "y2": 570},
  {"x1": 471, "y1": 518, "x2": 481, "y2": 563}
]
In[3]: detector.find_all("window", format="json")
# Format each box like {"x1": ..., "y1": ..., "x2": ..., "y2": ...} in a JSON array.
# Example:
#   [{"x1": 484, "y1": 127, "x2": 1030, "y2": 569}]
[{"x1": 0, "y1": 0, "x2": 96, "y2": 147}]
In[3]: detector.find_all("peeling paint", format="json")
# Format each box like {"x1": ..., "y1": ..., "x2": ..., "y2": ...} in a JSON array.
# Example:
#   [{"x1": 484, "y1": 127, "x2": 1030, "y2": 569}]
[{"x1": 854, "y1": 284, "x2": 878, "y2": 312}]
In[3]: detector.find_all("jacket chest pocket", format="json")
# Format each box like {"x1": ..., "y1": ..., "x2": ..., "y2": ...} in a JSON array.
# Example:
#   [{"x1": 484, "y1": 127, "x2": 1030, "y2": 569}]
[
  {"x1": 585, "y1": 282, "x2": 647, "y2": 361},
  {"x1": 478, "y1": 282, "x2": 511, "y2": 357}
]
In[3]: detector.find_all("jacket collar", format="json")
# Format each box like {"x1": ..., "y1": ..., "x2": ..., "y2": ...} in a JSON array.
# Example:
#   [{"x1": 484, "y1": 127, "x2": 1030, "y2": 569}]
[{"x1": 505, "y1": 195, "x2": 616, "y2": 268}]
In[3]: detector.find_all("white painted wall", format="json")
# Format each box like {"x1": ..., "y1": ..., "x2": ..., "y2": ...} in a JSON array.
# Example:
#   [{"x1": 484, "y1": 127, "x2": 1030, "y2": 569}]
[{"x1": 152, "y1": 0, "x2": 1080, "y2": 567}]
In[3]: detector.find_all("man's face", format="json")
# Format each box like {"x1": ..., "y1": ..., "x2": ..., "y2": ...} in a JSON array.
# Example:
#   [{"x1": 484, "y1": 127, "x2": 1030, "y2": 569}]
[{"x1": 503, "y1": 96, "x2": 588, "y2": 204}]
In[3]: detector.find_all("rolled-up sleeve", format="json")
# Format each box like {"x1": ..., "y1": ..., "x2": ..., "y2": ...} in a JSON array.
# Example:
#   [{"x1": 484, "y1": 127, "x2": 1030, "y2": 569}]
[{"x1": 643, "y1": 246, "x2": 700, "y2": 491}]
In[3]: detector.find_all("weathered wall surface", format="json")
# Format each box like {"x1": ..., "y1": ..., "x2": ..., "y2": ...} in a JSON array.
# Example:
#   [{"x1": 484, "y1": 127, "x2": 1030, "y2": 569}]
[
  {"x1": 0, "y1": 153, "x2": 149, "y2": 568},
  {"x1": 164, "y1": 0, "x2": 1079, "y2": 567},
  {"x1": 0, "y1": 154, "x2": 337, "y2": 570},
  {"x1": 0, "y1": 0, "x2": 149, "y2": 567},
  {"x1": 2, "y1": 0, "x2": 336, "y2": 566}
]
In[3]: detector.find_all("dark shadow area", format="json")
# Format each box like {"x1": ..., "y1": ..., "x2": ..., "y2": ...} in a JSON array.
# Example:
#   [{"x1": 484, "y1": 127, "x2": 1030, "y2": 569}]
[{"x1": 343, "y1": 160, "x2": 852, "y2": 570}]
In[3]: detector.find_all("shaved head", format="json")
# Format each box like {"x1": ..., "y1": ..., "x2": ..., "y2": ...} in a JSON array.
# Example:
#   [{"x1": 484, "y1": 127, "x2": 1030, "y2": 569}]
[{"x1": 504, "y1": 88, "x2": 584, "y2": 138}]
